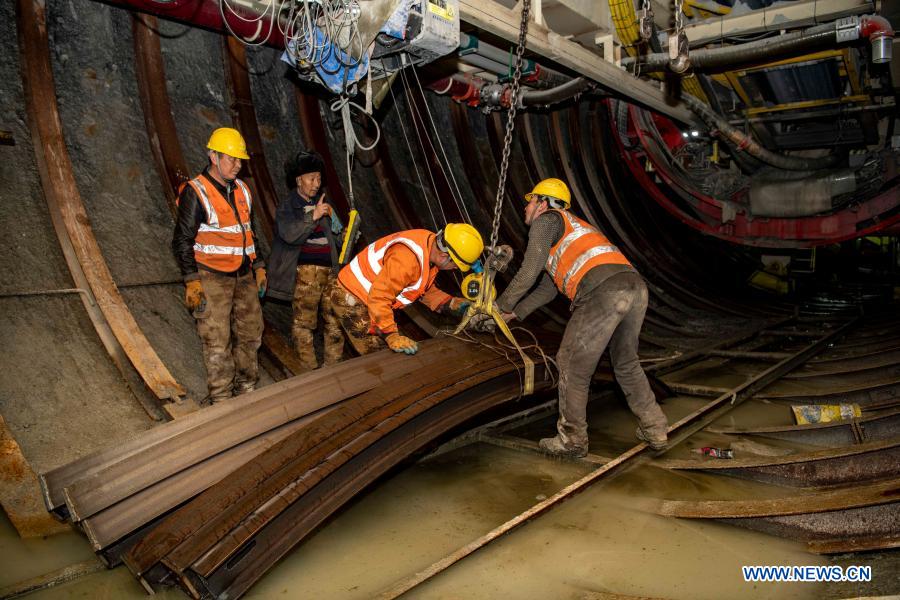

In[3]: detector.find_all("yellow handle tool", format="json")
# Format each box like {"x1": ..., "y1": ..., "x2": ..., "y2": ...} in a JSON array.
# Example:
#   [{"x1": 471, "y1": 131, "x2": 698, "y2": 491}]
[
  {"x1": 454, "y1": 269, "x2": 534, "y2": 395},
  {"x1": 338, "y1": 209, "x2": 361, "y2": 265}
]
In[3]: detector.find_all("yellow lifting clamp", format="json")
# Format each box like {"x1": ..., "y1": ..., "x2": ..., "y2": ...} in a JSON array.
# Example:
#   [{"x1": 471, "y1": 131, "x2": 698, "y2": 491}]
[{"x1": 454, "y1": 247, "x2": 534, "y2": 395}]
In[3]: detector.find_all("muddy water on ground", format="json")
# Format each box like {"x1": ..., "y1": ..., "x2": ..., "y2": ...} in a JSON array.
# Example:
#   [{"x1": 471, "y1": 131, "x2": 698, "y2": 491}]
[{"x1": 1, "y1": 394, "x2": 890, "y2": 599}]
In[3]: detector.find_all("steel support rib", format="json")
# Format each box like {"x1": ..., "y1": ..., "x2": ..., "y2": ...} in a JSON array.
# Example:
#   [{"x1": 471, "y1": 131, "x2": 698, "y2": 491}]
[
  {"x1": 18, "y1": 0, "x2": 184, "y2": 412},
  {"x1": 222, "y1": 37, "x2": 276, "y2": 241}
]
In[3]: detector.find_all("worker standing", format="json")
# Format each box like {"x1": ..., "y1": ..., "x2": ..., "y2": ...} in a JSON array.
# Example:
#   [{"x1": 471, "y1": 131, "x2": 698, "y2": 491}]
[
  {"x1": 172, "y1": 128, "x2": 266, "y2": 403},
  {"x1": 266, "y1": 151, "x2": 345, "y2": 370},
  {"x1": 326, "y1": 224, "x2": 483, "y2": 355},
  {"x1": 495, "y1": 178, "x2": 668, "y2": 457}
]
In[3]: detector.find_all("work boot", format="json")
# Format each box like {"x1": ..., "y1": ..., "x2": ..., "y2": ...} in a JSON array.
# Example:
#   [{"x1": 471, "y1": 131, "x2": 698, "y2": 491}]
[
  {"x1": 234, "y1": 382, "x2": 256, "y2": 396},
  {"x1": 635, "y1": 425, "x2": 667, "y2": 451},
  {"x1": 538, "y1": 436, "x2": 588, "y2": 459}
]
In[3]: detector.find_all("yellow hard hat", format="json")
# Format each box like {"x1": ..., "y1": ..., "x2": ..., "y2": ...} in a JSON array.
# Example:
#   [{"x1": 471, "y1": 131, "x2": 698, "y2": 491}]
[
  {"x1": 207, "y1": 127, "x2": 249, "y2": 160},
  {"x1": 525, "y1": 178, "x2": 571, "y2": 209},
  {"x1": 439, "y1": 223, "x2": 484, "y2": 272}
]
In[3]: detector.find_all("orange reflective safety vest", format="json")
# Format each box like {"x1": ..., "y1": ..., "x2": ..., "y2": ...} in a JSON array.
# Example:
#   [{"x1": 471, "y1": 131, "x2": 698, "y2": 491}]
[
  {"x1": 339, "y1": 229, "x2": 437, "y2": 309},
  {"x1": 181, "y1": 174, "x2": 256, "y2": 272},
  {"x1": 546, "y1": 209, "x2": 631, "y2": 300}
]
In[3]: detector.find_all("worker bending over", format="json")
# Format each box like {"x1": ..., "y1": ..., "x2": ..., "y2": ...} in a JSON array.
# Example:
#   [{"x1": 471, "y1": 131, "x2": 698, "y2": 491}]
[
  {"x1": 327, "y1": 224, "x2": 483, "y2": 355},
  {"x1": 172, "y1": 128, "x2": 266, "y2": 403},
  {"x1": 495, "y1": 178, "x2": 668, "y2": 457}
]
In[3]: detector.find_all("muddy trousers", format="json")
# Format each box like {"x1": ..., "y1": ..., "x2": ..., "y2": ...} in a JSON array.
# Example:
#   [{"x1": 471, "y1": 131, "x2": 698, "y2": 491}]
[
  {"x1": 325, "y1": 280, "x2": 387, "y2": 356},
  {"x1": 292, "y1": 264, "x2": 345, "y2": 370},
  {"x1": 555, "y1": 272, "x2": 668, "y2": 450},
  {"x1": 195, "y1": 269, "x2": 263, "y2": 401}
]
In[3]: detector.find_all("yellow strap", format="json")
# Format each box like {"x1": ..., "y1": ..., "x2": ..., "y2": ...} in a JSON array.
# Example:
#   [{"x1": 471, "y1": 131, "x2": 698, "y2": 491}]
[{"x1": 454, "y1": 271, "x2": 535, "y2": 395}]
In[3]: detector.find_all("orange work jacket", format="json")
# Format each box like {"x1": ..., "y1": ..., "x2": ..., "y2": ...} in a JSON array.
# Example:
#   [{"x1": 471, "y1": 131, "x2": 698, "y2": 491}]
[
  {"x1": 546, "y1": 209, "x2": 631, "y2": 300},
  {"x1": 181, "y1": 174, "x2": 256, "y2": 272}
]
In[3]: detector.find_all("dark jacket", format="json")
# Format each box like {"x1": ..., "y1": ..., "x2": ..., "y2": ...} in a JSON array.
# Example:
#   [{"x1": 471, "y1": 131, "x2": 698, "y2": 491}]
[
  {"x1": 172, "y1": 168, "x2": 265, "y2": 281},
  {"x1": 266, "y1": 189, "x2": 340, "y2": 301}
]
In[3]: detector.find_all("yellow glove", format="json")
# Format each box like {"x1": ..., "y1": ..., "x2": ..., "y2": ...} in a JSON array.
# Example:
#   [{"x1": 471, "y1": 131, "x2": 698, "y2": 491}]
[
  {"x1": 185, "y1": 280, "x2": 205, "y2": 311},
  {"x1": 386, "y1": 333, "x2": 418, "y2": 355},
  {"x1": 255, "y1": 267, "x2": 267, "y2": 297}
]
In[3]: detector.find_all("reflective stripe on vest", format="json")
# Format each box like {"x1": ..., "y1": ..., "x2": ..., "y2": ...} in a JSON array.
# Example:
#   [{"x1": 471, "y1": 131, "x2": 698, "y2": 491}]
[
  {"x1": 340, "y1": 230, "x2": 436, "y2": 309},
  {"x1": 186, "y1": 175, "x2": 257, "y2": 272},
  {"x1": 546, "y1": 210, "x2": 631, "y2": 299}
]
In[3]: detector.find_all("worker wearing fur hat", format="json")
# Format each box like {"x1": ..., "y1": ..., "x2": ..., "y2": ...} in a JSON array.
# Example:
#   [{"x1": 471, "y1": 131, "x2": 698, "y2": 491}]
[{"x1": 266, "y1": 151, "x2": 346, "y2": 371}]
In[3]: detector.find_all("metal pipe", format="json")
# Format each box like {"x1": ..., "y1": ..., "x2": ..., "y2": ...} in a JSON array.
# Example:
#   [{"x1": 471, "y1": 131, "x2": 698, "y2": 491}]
[
  {"x1": 749, "y1": 168, "x2": 858, "y2": 217},
  {"x1": 521, "y1": 77, "x2": 595, "y2": 106},
  {"x1": 625, "y1": 15, "x2": 893, "y2": 72},
  {"x1": 681, "y1": 94, "x2": 840, "y2": 171}
]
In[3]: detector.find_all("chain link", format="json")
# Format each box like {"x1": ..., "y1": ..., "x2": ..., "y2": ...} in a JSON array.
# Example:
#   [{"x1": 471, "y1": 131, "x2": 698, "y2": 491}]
[
  {"x1": 488, "y1": 0, "x2": 531, "y2": 252},
  {"x1": 674, "y1": 0, "x2": 684, "y2": 35}
]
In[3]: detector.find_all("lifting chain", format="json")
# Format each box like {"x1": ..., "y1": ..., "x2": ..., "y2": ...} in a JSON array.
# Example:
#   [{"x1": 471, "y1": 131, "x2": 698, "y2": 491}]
[
  {"x1": 668, "y1": 0, "x2": 691, "y2": 73},
  {"x1": 638, "y1": 0, "x2": 654, "y2": 42},
  {"x1": 455, "y1": 0, "x2": 535, "y2": 395}
]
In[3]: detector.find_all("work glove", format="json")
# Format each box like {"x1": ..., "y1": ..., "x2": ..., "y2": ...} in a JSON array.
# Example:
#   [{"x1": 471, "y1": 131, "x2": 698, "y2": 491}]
[
  {"x1": 255, "y1": 267, "x2": 267, "y2": 298},
  {"x1": 184, "y1": 280, "x2": 205, "y2": 312},
  {"x1": 468, "y1": 312, "x2": 496, "y2": 333},
  {"x1": 386, "y1": 332, "x2": 418, "y2": 355},
  {"x1": 445, "y1": 297, "x2": 470, "y2": 317}
]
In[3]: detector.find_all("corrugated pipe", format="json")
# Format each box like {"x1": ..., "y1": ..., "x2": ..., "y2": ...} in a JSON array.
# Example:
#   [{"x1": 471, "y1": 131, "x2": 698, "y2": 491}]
[
  {"x1": 682, "y1": 94, "x2": 840, "y2": 171},
  {"x1": 623, "y1": 14, "x2": 893, "y2": 72},
  {"x1": 749, "y1": 168, "x2": 858, "y2": 217}
]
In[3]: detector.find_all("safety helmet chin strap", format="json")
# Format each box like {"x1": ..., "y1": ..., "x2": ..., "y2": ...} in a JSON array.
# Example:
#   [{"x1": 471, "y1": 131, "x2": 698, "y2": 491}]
[{"x1": 212, "y1": 152, "x2": 235, "y2": 185}]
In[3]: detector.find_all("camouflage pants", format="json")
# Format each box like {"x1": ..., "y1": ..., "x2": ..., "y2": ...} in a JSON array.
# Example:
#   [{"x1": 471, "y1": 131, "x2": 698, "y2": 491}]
[
  {"x1": 291, "y1": 264, "x2": 345, "y2": 370},
  {"x1": 195, "y1": 269, "x2": 263, "y2": 402},
  {"x1": 324, "y1": 280, "x2": 386, "y2": 356}
]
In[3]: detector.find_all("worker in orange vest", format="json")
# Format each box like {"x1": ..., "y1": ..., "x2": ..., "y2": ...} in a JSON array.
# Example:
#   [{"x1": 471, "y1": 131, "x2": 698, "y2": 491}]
[
  {"x1": 327, "y1": 224, "x2": 483, "y2": 355},
  {"x1": 172, "y1": 128, "x2": 266, "y2": 403},
  {"x1": 495, "y1": 178, "x2": 668, "y2": 457}
]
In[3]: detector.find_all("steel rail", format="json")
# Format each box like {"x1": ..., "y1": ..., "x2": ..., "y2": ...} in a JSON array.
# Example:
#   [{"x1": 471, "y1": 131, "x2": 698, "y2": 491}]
[
  {"x1": 127, "y1": 349, "x2": 506, "y2": 579},
  {"x1": 707, "y1": 406, "x2": 900, "y2": 446},
  {"x1": 62, "y1": 339, "x2": 466, "y2": 523},
  {"x1": 196, "y1": 367, "x2": 553, "y2": 599},
  {"x1": 661, "y1": 437, "x2": 900, "y2": 487},
  {"x1": 17, "y1": 0, "x2": 184, "y2": 414},
  {"x1": 653, "y1": 477, "x2": 900, "y2": 544},
  {"x1": 376, "y1": 317, "x2": 857, "y2": 598}
]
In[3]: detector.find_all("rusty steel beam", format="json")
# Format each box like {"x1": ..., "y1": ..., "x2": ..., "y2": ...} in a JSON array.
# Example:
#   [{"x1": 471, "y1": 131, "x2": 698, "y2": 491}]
[
  {"x1": 191, "y1": 365, "x2": 551, "y2": 599},
  {"x1": 148, "y1": 356, "x2": 511, "y2": 581},
  {"x1": 17, "y1": 0, "x2": 184, "y2": 413},
  {"x1": 653, "y1": 477, "x2": 900, "y2": 545},
  {"x1": 61, "y1": 339, "x2": 466, "y2": 523},
  {"x1": 787, "y1": 349, "x2": 900, "y2": 377},
  {"x1": 662, "y1": 438, "x2": 900, "y2": 487},
  {"x1": 222, "y1": 37, "x2": 276, "y2": 241},
  {"x1": 42, "y1": 339, "x2": 461, "y2": 518},
  {"x1": 122, "y1": 345, "x2": 551, "y2": 597},
  {"x1": 132, "y1": 15, "x2": 188, "y2": 214},
  {"x1": 707, "y1": 406, "x2": 900, "y2": 447},
  {"x1": 0, "y1": 416, "x2": 70, "y2": 538}
]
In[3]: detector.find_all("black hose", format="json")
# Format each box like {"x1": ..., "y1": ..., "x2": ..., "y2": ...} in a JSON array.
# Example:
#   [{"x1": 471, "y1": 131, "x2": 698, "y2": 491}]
[
  {"x1": 623, "y1": 23, "x2": 835, "y2": 73},
  {"x1": 521, "y1": 77, "x2": 595, "y2": 107},
  {"x1": 682, "y1": 94, "x2": 840, "y2": 171}
]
